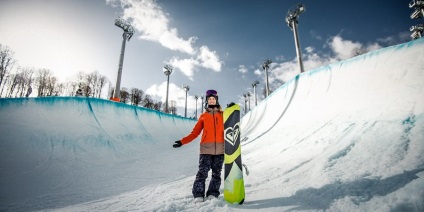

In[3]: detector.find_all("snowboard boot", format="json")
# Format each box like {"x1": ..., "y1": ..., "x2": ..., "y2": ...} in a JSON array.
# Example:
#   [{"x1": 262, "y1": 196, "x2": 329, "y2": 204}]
[
  {"x1": 206, "y1": 195, "x2": 218, "y2": 200},
  {"x1": 194, "y1": 197, "x2": 204, "y2": 203}
]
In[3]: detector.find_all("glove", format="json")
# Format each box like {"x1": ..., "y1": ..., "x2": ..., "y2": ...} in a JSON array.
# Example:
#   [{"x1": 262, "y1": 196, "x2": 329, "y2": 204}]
[
  {"x1": 227, "y1": 102, "x2": 235, "y2": 107},
  {"x1": 173, "y1": 140, "x2": 182, "y2": 148}
]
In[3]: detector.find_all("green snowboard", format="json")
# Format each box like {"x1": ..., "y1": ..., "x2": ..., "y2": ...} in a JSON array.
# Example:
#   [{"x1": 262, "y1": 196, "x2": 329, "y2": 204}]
[{"x1": 223, "y1": 104, "x2": 245, "y2": 204}]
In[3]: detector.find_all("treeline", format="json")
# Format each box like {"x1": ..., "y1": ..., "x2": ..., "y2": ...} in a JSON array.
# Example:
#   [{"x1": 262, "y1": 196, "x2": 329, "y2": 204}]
[{"x1": 0, "y1": 43, "x2": 177, "y2": 114}]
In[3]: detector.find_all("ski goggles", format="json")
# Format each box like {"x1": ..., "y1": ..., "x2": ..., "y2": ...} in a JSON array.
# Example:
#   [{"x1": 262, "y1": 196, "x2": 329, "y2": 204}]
[{"x1": 206, "y1": 89, "x2": 218, "y2": 97}]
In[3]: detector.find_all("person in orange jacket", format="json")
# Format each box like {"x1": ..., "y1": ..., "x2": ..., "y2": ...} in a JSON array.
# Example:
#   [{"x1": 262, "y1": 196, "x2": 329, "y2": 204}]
[{"x1": 173, "y1": 89, "x2": 225, "y2": 202}]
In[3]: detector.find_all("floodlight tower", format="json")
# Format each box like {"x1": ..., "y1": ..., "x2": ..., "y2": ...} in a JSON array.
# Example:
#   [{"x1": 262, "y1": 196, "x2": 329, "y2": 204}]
[
  {"x1": 163, "y1": 65, "x2": 173, "y2": 113},
  {"x1": 112, "y1": 18, "x2": 134, "y2": 102},
  {"x1": 410, "y1": 0, "x2": 424, "y2": 19},
  {"x1": 243, "y1": 93, "x2": 248, "y2": 113},
  {"x1": 252, "y1": 80, "x2": 260, "y2": 106},
  {"x1": 247, "y1": 92, "x2": 251, "y2": 111},
  {"x1": 252, "y1": 80, "x2": 259, "y2": 106},
  {"x1": 411, "y1": 24, "x2": 424, "y2": 39},
  {"x1": 182, "y1": 84, "x2": 190, "y2": 118},
  {"x1": 201, "y1": 95, "x2": 204, "y2": 113},
  {"x1": 262, "y1": 59, "x2": 272, "y2": 97},
  {"x1": 409, "y1": 1, "x2": 424, "y2": 39},
  {"x1": 286, "y1": 3, "x2": 305, "y2": 74},
  {"x1": 194, "y1": 95, "x2": 199, "y2": 119}
]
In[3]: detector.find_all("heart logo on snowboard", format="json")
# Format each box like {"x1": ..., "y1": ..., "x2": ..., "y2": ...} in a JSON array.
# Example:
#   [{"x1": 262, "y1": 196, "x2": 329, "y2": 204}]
[{"x1": 225, "y1": 123, "x2": 240, "y2": 146}]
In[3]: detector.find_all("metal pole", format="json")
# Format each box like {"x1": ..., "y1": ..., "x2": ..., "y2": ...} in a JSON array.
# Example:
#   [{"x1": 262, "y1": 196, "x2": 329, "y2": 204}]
[
  {"x1": 113, "y1": 32, "x2": 127, "y2": 100},
  {"x1": 185, "y1": 90, "x2": 188, "y2": 118},
  {"x1": 244, "y1": 94, "x2": 247, "y2": 113},
  {"x1": 254, "y1": 85, "x2": 257, "y2": 106},
  {"x1": 248, "y1": 94, "x2": 251, "y2": 111},
  {"x1": 201, "y1": 96, "x2": 204, "y2": 113},
  {"x1": 195, "y1": 96, "x2": 198, "y2": 119},
  {"x1": 165, "y1": 74, "x2": 170, "y2": 112},
  {"x1": 292, "y1": 20, "x2": 305, "y2": 73},
  {"x1": 265, "y1": 66, "x2": 270, "y2": 97}
]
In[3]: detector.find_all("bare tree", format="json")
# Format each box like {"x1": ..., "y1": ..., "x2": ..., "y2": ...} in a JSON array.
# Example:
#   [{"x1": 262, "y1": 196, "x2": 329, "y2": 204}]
[
  {"x1": 45, "y1": 76, "x2": 58, "y2": 96},
  {"x1": 130, "y1": 88, "x2": 144, "y2": 106},
  {"x1": 120, "y1": 87, "x2": 130, "y2": 103},
  {"x1": 353, "y1": 47, "x2": 368, "y2": 57},
  {"x1": 97, "y1": 75, "x2": 108, "y2": 98},
  {"x1": 35, "y1": 69, "x2": 54, "y2": 97},
  {"x1": 169, "y1": 100, "x2": 177, "y2": 115},
  {"x1": 64, "y1": 81, "x2": 79, "y2": 96},
  {"x1": 16, "y1": 67, "x2": 34, "y2": 97},
  {"x1": 153, "y1": 101, "x2": 163, "y2": 111},
  {"x1": 6, "y1": 73, "x2": 20, "y2": 97},
  {"x1": 0, "y1": 44, "x2": 16, "y2": 93},
  {"x1": 143, "y1": 94, "x2": 154, "y2": 109}
]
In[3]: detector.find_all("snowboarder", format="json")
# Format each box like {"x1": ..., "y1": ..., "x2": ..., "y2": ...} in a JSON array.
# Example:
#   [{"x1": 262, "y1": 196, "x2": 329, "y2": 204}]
[{"x1": 173, "y1": 89, "x2": 225, "y2": 203}]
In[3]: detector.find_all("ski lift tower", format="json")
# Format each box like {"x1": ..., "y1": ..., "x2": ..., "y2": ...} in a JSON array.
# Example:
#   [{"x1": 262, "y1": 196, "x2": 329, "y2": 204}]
[
  {"x1": 409, "y1": 0, "x2": 424, "y2": 39},
  {"x1": 286, "y1": 3, "x2": 305, "y2": 74},
  {"x1": 111, "y1": 18, "x2": 134, "y2": 102}
]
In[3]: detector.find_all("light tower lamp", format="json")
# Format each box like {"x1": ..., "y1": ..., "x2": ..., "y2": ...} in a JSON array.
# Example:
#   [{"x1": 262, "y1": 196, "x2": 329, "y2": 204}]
[
  {"x1": 286, "y1": 3, "x2": 305, "y2": 74},
  {"x1": 409, "y1": 0, "x2": 424, "y2": 19},
  {"x1": 410, "y1": 24, "x2": 424, "y2": 40},
  {"x1": 111, "y1": 17, "x2": 135, "y2": 102}
]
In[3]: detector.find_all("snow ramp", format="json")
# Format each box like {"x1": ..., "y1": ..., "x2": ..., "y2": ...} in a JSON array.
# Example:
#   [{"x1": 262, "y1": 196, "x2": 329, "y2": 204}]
[
  {"x1": 0, "y1": 97, "x2": 199, "y2": 211},
  {"x1": 238, "y1": 38, "x2": 424, "y2": 210}
]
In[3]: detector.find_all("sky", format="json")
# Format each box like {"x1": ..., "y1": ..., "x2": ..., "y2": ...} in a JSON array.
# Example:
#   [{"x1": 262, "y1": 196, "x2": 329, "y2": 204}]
[
  {"x1": 1, "y1": 37, "x2": 423, "y2": 211},
  {"x1": 0, "y1": 0, "x2": 418, "y2": 116}
]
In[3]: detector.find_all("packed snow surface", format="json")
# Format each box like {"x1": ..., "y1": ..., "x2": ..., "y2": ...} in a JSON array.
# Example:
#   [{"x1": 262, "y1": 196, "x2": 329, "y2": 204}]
[{"x1": 1, "y1": 38, "x2": 424, "y2": 211}]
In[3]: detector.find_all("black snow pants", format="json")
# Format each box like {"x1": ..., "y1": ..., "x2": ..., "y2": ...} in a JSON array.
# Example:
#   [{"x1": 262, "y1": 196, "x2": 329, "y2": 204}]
[{"x1": 192, "y1": 154, "x2": 224, "y2": 198}]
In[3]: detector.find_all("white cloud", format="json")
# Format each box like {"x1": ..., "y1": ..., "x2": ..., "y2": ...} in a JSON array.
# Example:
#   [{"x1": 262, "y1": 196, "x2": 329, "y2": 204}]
[
  {"x1": 329, "y1": 35, "x2": 362, "y2": 60},
  {"x1": 168, "y1": 57, "x2": 199, "y2": 80},
  {"x1": 254, "y1": 69, "x2": 262, "y2": 76},
  {"x1": 377, "y1": 32, "x2": 411, "y2": 45},
  {"x1": 145, "y1": 82, "x2": 201, "y2": 115},
  {"x1": 108, "y1": 0, "x2": 224, "y2": 79},
  {"x1": 112, "y1": 0, "x2": 195, "y2": 54},
  {"x1": 197, "y1": 46, "x2": 222, "y2": 72},
  {"x1": 238, "y1": 65, "x2": 248, "y2": 74},
  {"x1": 267, "y1": 35, "x2": 374, "y2": 90},
  {"x1": 365, "y1": 42, "x2": 382, "y2": 52},
  {"x1": 165, "y1": 46, "x2": 222, "y2": 79}
]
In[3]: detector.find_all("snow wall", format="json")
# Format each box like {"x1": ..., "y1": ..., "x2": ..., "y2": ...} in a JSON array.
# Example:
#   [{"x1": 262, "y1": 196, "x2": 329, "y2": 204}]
[
  {"x1": 239, "y1": 38, "x2": 424, "y2": 209},
  {"x1": 0, "y1": 97, "x2": 199, "y2": 211}
]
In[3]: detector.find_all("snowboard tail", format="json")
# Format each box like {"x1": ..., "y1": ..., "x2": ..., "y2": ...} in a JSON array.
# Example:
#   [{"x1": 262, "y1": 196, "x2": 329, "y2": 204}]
[{"x1": 223, "y1": 104, "x2": 245, "y2": 204}]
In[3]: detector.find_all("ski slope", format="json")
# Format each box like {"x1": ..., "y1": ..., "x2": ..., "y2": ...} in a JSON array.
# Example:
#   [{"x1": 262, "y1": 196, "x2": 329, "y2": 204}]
[{"x1": 1, "y1": 38, "x2": 424, "y2": 211}]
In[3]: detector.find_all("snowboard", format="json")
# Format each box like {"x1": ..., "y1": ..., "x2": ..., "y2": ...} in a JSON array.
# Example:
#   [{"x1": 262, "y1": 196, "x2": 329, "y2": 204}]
[{"x1": 223, "y1": 103, "x2": 245, "y2": 204}]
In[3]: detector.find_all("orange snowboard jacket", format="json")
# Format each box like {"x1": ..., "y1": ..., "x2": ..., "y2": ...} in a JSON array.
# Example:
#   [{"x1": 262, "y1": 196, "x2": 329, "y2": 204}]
[{"x1": 180, "y1": 109, "x2": 224, "y2": 155}]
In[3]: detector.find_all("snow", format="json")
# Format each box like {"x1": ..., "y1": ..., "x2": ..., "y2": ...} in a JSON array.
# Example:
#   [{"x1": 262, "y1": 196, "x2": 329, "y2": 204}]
[{"x1": 1, "y1": 38, "x2": 424, "y2": 211}]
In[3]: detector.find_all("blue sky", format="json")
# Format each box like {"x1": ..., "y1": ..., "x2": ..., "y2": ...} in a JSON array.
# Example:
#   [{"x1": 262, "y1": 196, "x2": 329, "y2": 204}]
[{"x1": 0, "y1": 0, "x2": 416, "y2": 116}]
